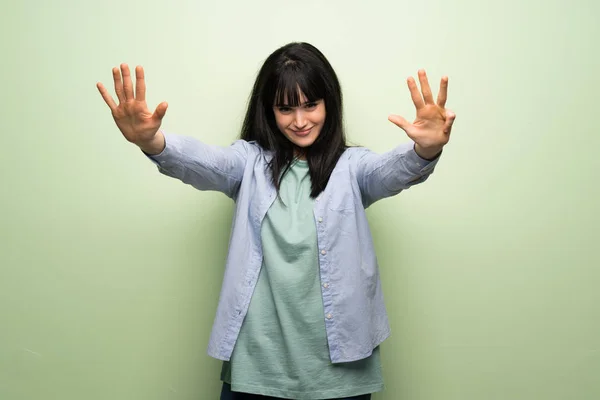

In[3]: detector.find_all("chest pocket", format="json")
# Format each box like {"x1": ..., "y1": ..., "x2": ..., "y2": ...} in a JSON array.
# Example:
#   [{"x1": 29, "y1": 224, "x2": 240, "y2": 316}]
[{"x1": 325, "y1": 169, "x2": 356, "y2": 214}]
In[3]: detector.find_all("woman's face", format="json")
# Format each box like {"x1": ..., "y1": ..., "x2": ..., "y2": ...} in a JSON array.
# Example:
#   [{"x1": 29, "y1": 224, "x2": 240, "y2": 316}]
[{"x1": 273, "y1": 91, "x2": 326, "y2": 156}]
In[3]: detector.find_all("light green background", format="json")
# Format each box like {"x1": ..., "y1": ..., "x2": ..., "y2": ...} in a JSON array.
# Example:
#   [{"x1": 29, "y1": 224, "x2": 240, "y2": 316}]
[{"x1": 1, "y1": 0, "x2": 598, "y2": 399}]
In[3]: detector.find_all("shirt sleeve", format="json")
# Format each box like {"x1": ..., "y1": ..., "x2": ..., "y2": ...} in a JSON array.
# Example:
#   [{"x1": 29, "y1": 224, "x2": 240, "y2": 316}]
[
  {"x1": 146, "y1": 132, "x2": 251, "y2": 199},
  {"x1": 353, "y1": 141, "x2": 441, "y2": 208}
]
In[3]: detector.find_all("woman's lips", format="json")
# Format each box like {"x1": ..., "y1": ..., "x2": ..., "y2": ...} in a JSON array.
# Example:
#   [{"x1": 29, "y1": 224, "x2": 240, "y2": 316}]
[{"x1": 291, "y1": 127, "x2": 312, "y2": 137}]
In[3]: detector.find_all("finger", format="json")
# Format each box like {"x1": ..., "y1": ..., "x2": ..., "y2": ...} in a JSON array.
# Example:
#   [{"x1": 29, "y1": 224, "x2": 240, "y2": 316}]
[
  {"x1": 121, "y1": 63, "x2": 134, "y2": 101},
  {"x1": 418, "y1": 69, "x2": 435, "y2": 104},
  {"x1": 443, "y1": 109, "x2": 456, "y2": 134},
  {"x1": 388, "y1": 114, "x2": 411, "y2": 133},
  {"x1": 96, "y1": 82, "x2": 118, "y2": 112},
  {"x1": 112, "y1": 67, "x2": 125, "y2": 103},
  {"x1": 135, "y1": 65, "x2": 146, "y2": 102},
  {"x1": 437, "y1": 76, "x2": 448, "y2": 108},
  {"x1": 153, "y1": 101, "x2": 169, "y2": 121},
  {"x1": 407, "y1": 77, "x2": 425, "y2": 110}
]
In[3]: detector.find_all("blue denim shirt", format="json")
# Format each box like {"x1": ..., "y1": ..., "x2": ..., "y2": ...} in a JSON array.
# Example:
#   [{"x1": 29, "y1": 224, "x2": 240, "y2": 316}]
[{"x1": 148, "y1": 132, "x2": 439, "y2": 363}]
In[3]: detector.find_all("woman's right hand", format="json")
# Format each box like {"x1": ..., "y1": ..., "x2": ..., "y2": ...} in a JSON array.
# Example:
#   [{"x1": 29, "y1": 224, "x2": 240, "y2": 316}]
[{"x1": 97, "y1": 64, "x2": 168, "y2": 154}]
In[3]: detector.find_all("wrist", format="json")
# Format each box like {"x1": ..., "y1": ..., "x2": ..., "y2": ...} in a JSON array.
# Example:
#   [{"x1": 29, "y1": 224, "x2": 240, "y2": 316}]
[
  {"x1": 414, "y1": 143, "x2": 443, "y2": 161},
  {"x1": 137, "y1": 131, "x2": 166, "y2": 155}
]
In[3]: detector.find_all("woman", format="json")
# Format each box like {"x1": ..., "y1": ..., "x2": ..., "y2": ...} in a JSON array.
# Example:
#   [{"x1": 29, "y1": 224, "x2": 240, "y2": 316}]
[{"x1": 97, "y1": 42, "x2": 455, "y2": 400}]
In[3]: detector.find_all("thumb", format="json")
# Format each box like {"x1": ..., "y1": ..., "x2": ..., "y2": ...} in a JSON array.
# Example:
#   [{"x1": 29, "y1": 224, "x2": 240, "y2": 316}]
[
  {"x1": 443, "y1": 109, "x2": 456, "y2": 134},
  {"x1": 153, "y1": 101, "x2": 168, "y2": 121},
  {"x1": 388, "y1": 114, "x2": 411, "y2": 133}
]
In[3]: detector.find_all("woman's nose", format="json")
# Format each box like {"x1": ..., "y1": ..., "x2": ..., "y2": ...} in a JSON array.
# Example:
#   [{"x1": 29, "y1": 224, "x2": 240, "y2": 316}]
[{"x1": 293, "y1": 110, "x2": 307, "y2": 128}]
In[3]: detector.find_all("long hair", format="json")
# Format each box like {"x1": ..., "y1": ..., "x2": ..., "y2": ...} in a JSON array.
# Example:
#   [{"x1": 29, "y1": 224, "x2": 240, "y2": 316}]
[{"x1": 240, "y1": 42, "x2": 347, "y2": 198}]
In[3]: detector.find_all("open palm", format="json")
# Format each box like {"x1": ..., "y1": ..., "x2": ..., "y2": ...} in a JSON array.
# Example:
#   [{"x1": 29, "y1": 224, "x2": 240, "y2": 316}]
[
  {"x1": 97, "y1": 64, "x2": 168, "y2": 145},
  {"x1": 388, "y1": 70, "x2": 455, "y2": 159}
]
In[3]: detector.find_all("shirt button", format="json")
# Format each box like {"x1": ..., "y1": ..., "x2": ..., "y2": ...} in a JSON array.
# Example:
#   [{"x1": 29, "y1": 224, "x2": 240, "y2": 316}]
[
  {"x1": 326, "y1": 314, "x2": 332, "y2": 319},
  {"x1": 318, "y1": 217, "x2": 323, "y2": 223},
  {"x1": 323, "y1": 283, "x2": 329, "y2": 288},
  {"x1": 321, "y1": 250, "x2": 327, "y2": 255},
  {"x1": 316, "y1": 197, "x2": 321, "y2": 202}
]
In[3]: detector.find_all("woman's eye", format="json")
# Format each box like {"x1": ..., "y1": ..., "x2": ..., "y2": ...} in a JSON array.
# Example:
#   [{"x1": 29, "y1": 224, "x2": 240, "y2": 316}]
[
  {"x1": 305, "y1": 102, "x2": 317, "y2": 109},
  {"x1": 278, "y1": 107, "x2": 291, "y2": 113}
]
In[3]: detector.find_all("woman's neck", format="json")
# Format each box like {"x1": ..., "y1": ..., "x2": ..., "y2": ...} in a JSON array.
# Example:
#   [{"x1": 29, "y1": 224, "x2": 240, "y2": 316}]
[{"x1": 294, "y1": 147, "x2": 307, "y2": 160}]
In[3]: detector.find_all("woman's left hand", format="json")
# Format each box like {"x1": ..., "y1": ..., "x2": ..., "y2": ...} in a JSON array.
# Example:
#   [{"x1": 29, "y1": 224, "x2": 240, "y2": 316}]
[{"x1": 388, "y1": 70, "x2": 456, "y2": 160}]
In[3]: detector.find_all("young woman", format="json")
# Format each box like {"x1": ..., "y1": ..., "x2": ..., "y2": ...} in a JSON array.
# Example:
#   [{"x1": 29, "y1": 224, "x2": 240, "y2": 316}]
[{"x1": 97, "y1": 42, "x2": 455, "y2": 400}]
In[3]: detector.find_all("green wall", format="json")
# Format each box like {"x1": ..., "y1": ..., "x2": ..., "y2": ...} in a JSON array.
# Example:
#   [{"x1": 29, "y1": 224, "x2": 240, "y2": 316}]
[{"x1": 1, "y1": 0, "x2": 598, "y2": 399}]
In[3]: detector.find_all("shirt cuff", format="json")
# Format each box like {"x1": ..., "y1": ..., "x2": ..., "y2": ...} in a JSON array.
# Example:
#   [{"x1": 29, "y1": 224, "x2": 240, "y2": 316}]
[
  {"x1": 402, "y1": 142, "x2": 441, "y2": 175},
  {"x1": 143, "y1": 132, "x2": 180, "y2": 167}
]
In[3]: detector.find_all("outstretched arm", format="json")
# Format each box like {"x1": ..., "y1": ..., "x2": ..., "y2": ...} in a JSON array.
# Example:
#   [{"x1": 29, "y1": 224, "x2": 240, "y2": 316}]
[
  {"x1": 97, "y1": 64, "x2": 248, "y2": 198},
  {"x1": 357, "y1": 70, "x2": 456, "y2": 207}
]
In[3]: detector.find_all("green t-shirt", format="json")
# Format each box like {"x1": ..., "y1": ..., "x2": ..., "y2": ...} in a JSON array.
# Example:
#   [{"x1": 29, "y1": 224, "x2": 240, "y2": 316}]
[{"x1": 221, "y1": 159, "x2": 383, "y2": 399}]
